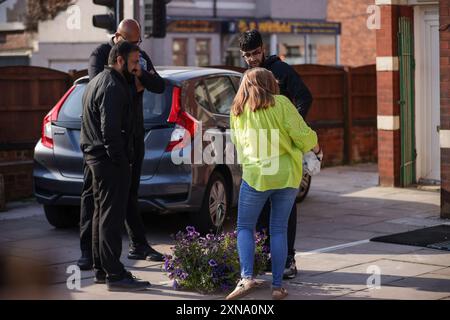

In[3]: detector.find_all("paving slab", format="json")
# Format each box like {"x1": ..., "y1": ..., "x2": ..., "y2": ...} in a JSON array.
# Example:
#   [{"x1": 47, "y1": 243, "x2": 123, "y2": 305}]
[
  {"x1": 2, "y1": 164, "x2": 449, "y2": 300},
  {"x1": 335, "y1": 284, "x2": 450, "y2": 300}
]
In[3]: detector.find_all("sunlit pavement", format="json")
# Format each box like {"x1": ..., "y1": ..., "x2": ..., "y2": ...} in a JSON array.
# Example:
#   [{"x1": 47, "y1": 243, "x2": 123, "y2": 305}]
[{"x1": 1, "y1": 163, "x2": 449, "y2": 300}]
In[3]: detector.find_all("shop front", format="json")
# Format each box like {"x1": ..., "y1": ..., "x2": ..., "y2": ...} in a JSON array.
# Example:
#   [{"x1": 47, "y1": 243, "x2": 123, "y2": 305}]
[{"x1": 223, "y1": 18, "x2": 341, "y2": 67}]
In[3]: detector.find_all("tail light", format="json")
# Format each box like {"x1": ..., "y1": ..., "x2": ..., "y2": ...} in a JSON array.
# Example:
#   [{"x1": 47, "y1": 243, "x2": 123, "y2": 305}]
[
  {"x1": 41, "y1": 86, "x2": 76, "y2": 149},
  {"x1": 166, "y1": 86, "x2": 198, "y2": 152}
]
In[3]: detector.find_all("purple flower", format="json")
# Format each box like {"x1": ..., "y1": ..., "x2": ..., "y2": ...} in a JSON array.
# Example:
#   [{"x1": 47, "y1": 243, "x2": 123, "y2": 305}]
[
  {"x1": 175, "y1": 231, "x2": 183, "y2": 240},
  {"x1": 164, "y1": 259, "x2": 171, "y2": 271},
  {"x1": 186, "y1": 226, "x2": 196, "y2": 233},
  {"x1": 175, "y1": 268, "x2": 183, "y2": 277},
  {"x1": 178, "y1": 271, "x2": 189, "y2": 280},
  {"x1": 206, "y1": 234, "x2": 215, "y2": 241},
  {"x1": 208, "y1": 259, "x2": 218, "y2": 267},
  {"x1": 172, "y1": 280, "x2": 180, "y2": 290}
]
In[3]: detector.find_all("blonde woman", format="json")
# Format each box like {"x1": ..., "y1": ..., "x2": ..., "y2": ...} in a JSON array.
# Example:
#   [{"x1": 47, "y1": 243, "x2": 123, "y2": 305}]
[{"x1": 227, "y1": 68, "x2": 320, "y2": 300}]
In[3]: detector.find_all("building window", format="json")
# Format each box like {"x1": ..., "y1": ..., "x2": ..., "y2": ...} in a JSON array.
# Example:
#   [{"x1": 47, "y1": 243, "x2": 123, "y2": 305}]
[
  {"x1": 281, "y1": 42, "x2": 306, "y2": 65},
  {"x1": 286, "y1": 45, "x2": 302, "y2": 58},
  {"x1": 173, "y1": 39, "x2": 187, "y2": 66},
  {"x1": 225, "y1": 49, "x2": 241, "y2": 67},
  {"x1": 0, "y1": 33, "x2": 6, "y2": 44},
  {"x1": 195, "y1": 39, "x2": 210, "y2": 66}
]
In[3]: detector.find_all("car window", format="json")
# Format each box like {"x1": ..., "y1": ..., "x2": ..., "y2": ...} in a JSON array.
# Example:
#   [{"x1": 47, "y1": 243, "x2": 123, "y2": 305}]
[
  {"x1": 58, "y1": 85, "x2": 85, "y2": 121},
  {"x1": 58, "y1": 83, "x2": 173, "y2": 124},
  {"x1": 204, "y1": 77, "x2": 236, "y2": 115},
  {"x1": 194, "y1": 81, "x2": 211, "y2": 111},
  {"x1": 142, "y1": 84, "x2": 173, "y2": 123},
  {"x1": 230, "y1": 76, "x2": 241, "y2": 91}
]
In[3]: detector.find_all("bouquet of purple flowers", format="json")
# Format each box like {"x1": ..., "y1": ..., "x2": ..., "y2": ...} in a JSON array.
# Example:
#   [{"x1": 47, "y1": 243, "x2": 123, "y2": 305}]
[{"x1": 164, "y1": 226, "x2": 269, "y2": 293}]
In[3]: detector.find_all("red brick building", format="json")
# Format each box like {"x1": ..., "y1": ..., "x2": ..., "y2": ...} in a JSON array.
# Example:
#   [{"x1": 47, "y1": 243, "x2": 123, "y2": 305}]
[
  {"x1": 327, "y1": 0, "x2": 377, "y2": 66},
  {"x1": 375, "y1": 0, "x2": 450, "y2": 218}
]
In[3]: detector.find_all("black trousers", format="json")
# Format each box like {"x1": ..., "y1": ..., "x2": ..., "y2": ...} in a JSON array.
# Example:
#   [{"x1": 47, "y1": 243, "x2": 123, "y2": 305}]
[
  {"x1": 88, "y1": 156, "x2": 130, "y2": 280},
  {"x1": 256, "y1": 199, "x2": 297, "y2": 258},
  {"x1": 80, "y1": 138, "x2": 147, "y2": 253}
]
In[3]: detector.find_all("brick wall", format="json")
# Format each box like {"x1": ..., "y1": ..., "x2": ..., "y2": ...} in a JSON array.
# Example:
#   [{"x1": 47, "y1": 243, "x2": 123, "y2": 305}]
[
  {"x1": 375, "y1": 4, "x2": 406, "y2": 187},
  {"x1": 314, "y1": 128, "x2": 344, "y2": 167},
  {"x1": 352, "y1": 126, "x2": 378, "y2": 163},
  {"x1": 317, "y1": 44, "x2": 336, "y2": 65},
  {"x1": 327, "y1": 0, "x2": 376, "y2": 66},
  {"x1": 0, "y1": 149, "x2": 34, "y2": 202},
  {"x1": 0, "y1": 31, "x2": 33, "y2": 51},
  {"x1": 440, "y1": 0, "x2": 450, "y2": 219}
]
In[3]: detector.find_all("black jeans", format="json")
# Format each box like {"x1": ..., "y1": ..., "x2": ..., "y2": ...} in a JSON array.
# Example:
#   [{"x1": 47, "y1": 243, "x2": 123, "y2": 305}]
[
  {"x1": 256, "y1": 199, "x2": 297, "y2": 258},
  {"x1": 124, "y1": 139, "x2": 147, "y2": 247},
  {"x1": 88, "y1": 156, "x2": 130, "y2": 280},
  {"x1": 80, "y1": 138, "x2": 147, "y2": 253}
]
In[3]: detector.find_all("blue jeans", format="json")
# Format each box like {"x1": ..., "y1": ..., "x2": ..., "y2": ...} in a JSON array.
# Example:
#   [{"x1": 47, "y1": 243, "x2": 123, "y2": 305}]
[{"x1": 237, "y1": 180, "x2": 298, "y2": 288}]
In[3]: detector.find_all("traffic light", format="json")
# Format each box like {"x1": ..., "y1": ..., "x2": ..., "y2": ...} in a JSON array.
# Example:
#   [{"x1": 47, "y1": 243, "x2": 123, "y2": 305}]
[
  {"x1": 92, "y1": 0, "x2": 123, "y2": 34},
  {"x1": 144, "y1": 0, "x2": 168, "y2": 38}
]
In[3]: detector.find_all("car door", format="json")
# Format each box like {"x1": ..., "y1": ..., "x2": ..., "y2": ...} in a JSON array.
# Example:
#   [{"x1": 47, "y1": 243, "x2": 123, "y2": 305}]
[{"x1": 203, "y1": 75, "x2": 242, "y2": 204}]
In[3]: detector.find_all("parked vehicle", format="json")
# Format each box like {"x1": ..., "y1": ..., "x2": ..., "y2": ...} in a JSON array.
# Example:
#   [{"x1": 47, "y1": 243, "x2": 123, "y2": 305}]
[{"x1": 33, "y1": 67, "x2": 311, "y2": 233}]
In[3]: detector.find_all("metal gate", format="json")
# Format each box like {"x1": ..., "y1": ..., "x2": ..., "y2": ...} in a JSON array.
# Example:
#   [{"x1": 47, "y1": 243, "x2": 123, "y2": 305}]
[{"x1": 398, "y1": 16, "x2": 416, "y2": 187}]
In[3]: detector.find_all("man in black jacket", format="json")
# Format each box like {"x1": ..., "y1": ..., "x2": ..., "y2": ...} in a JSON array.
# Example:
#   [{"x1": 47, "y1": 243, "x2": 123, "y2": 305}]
[
  {"x1": 80, "y1": 41, "x2": 150, "y2": 291},
  {"x1": 239, "y1": 29, "x2": 314, "y2": 280},
  {"x1": 77, "y1": 19, "x2": 165, "y2": 270}
]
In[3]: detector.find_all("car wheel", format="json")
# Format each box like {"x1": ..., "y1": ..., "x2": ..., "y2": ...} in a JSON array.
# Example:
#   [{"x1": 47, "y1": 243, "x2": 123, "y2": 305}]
[
  {"x1": 44, "y1": 205, "x2": 79, "y2": 228},
  {"x1": 296, "y1": 173, "x2": 311, "y2": 203},
  {"x1": 193, "y1": 171, "x2": 230, "y2": 234}
]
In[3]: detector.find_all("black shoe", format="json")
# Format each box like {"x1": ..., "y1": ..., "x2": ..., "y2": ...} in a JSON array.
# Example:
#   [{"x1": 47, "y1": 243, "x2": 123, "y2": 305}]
[
  {"x1": 94, "y1": 269, "x2": 106, "y2": 284},
  {"x1": 283, "y1": 256, "x2": 298, "y2": 280},
  {"x1": 145, "y1": 246, "x2": 165, "y2": 262},
  {"x1": 77, "y1": 250, "x2": 93, "y2": 271},
  {"x1": 106, "y1": 272, "x2": 151, "y2": 292},
  {"x1": 128, "y1": 245, "x2": 164, "y2": 262}
]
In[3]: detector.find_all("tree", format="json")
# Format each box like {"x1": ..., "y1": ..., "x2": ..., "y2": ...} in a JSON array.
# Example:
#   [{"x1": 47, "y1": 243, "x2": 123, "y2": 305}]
[{"x1": 25, "y1": 0, "x2": 75, "y2": 31}]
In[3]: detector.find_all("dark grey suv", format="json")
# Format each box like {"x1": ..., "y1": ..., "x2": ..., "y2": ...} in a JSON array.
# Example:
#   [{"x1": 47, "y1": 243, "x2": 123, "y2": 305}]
[{"x1": 33, "y1": 67, "x2": 311, "y2": 233}]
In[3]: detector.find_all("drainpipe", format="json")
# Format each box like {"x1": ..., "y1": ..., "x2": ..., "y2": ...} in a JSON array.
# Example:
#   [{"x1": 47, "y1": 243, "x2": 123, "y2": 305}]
[{"x1": 336, "y1": 34, "x2": 341, "y2": 66}]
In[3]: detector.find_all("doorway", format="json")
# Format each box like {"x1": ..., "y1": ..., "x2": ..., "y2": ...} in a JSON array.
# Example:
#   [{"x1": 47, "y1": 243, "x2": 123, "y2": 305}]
[{"x1": 414, "y1": 5, "x2": 440, "y2": 184}]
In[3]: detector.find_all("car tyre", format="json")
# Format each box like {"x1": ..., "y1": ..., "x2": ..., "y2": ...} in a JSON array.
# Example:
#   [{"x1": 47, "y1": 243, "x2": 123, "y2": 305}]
[
  {"x1": 44, "y1": 205, "x2": 79, "y2": 228},
  {"x1": 192, "y1": 171, "x2": 230, "y2": 234},
  {"x1": 296, "y1": 173, "x2": 311, "y2": 203}
]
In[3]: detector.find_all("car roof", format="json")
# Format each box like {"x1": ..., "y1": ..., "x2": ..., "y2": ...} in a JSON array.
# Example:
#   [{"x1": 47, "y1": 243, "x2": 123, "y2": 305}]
[{"x1": 74, "y1": 66, "x2": 242, "y2": 86}]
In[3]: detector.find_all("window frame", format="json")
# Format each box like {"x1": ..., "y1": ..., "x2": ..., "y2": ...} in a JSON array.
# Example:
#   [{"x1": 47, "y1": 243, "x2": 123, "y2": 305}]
[
  {"x1": 202, "y1": 75, "x2": 237, "y2": 116},
  {"x1": 172, "y1": 38, "x2": 188, "y2": 66},
  {"x1": 195, "y1": 38, "x2": 211, "y2": 67}
]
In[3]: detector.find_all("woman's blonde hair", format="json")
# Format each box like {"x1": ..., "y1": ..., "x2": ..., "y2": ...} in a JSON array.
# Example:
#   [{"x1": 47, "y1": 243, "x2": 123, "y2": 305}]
[{"x1": 231, "y1": 67, "x2": 279, "y2": 116}]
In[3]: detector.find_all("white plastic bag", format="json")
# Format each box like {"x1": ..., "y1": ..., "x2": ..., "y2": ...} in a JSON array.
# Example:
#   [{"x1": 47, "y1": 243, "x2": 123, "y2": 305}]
[{"x1": 303, "y1": 151, "x2": 322, "y2": 176}]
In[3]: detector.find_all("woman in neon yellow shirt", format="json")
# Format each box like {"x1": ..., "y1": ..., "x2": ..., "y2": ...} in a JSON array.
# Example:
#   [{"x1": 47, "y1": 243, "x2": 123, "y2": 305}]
[{"x1": 226, "y1": 68, "x2": 321, "y2": 300}]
